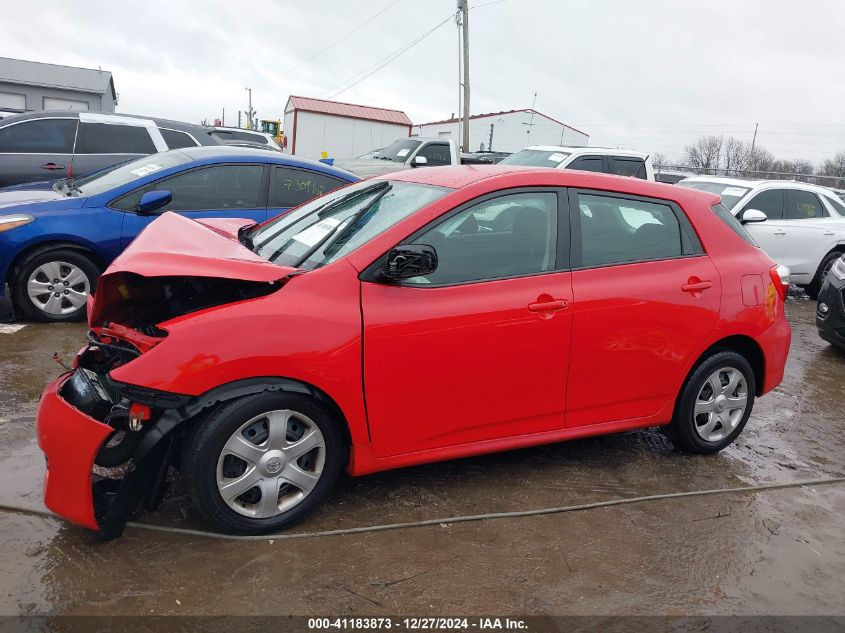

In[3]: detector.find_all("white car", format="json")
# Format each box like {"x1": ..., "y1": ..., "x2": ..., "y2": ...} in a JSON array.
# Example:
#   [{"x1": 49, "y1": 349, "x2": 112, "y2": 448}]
[
  {"x1": 500, "y1": 146, "x2": 655, "y2": 180},
  {"x1": 678, "y1": 176, "x2": 845, "y2": 298}
]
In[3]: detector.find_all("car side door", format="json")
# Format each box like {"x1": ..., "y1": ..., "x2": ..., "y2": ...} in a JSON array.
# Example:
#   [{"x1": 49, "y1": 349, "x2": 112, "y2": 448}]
[
  {"x1": 115, "y1": 163, "x2": 269, "y2": 247},
  {"x1": 267, "y1": 166, "x2": 350, "y2": 220},
  {"x1": 361, "y1": 188, "x2": 573, "y2": 457},
  {"x1": 737, "y1": 188, "x2": 788, "y2": 263},
  {"x1": 565, "y1": 190, "x2": 720, "y2": 427},
  {"x1": 779, "y1": 189, "x2": 835, "y2": 284},
  {"x1": 0, "y1": 117, "x2": 78, "y2": 186}
]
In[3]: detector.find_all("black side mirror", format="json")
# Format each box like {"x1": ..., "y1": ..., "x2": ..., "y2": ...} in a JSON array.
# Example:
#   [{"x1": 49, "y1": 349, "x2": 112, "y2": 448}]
[
  {"x1": 383, "y1": 244, "x2": 438, "y2": 280},
  {"x1": 138, "y1": 190, "x2": 173, "y2": 214}
]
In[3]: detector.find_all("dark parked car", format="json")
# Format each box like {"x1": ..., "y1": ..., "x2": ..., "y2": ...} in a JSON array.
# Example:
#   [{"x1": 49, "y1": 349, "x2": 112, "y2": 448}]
[
  {"x1": 0, "y1": 146, "x2": 358, "y2": 321},
  {"x1": 0, "y1": 110, "x2": 221, "y2": 187},
  {"x1": 817, "y1": 253, "x2": 845, "y2": 351}
]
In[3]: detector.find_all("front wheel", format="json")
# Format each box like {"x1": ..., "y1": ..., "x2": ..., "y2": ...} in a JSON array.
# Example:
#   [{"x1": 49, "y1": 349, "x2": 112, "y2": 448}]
[
  {"x1": 667, "y1": 351, "x2": 755, "y2": 454},
  {"x1": 806, "y1": 250, "x2": 842, "y2": 300},
  {"x1": 182, "y1": 392, "x2": 346, "y2": 535},
  {"x1": 12, "y1": 249, "x2": 99, "y2": 322}
]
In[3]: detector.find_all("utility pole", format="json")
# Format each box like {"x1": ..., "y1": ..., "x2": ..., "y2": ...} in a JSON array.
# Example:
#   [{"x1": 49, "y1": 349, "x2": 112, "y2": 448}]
[
  {"x1": 750, "y1": 122, "x2": 759, "y2": 155},
  {"x1": 488, "y1": 123, "x2": 494, "y2": 152},
  {"x1": 458, "y1": 0, "x2": 470, "y2": 152},
  {"x1": 245, "y1": 87, "x2": 254, "y2": 130}
]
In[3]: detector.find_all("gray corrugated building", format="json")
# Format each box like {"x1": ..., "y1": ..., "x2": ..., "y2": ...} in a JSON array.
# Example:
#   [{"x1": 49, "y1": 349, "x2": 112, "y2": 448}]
[{"x1": 0, "y1": 57, "x2": 117, "y2": 114}]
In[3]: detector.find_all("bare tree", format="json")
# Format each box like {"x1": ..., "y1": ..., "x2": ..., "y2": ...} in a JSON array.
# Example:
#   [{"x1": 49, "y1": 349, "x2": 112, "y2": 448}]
[
  {"x1": 722, "y1": 137, "x2": 752, "y2": 175},
  {"x1": 684, "y1": 135, "x2": 723, "y2": 172},
  {"x1": 748, "y1": 146, "x2": 776, "y2": 173},
  {"x1": 820, "y1": 151, "x2": 845, "y2": 188},
  {"x1": 652, "y1": 151, "x2": 668, "y2": 168}
]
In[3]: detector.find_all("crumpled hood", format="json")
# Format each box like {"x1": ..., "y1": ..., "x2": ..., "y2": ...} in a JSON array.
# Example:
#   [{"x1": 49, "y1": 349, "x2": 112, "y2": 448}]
[
  {"x1": 104, "y1": 212, "x2": 293, "y2": 281},
  {"x1": 333, "y1": 158, "x2": 410, "y2": 178},
  {"x1": 90, "y1": 212, "x2": 297, "y2": 325}
]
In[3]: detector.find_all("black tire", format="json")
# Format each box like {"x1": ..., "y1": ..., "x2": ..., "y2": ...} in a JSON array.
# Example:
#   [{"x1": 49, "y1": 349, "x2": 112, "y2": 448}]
[
  {"x1": 11, "y1": 248, "x2": 99, "y2": 322},
  {"x1": 667, "y1": 350, "x2": 756, "y2": 455},
  {"x1": 182, "y1": 392, "x2": 346, "y2": 535},
  {"x1": 806, "y1": 251, "x2": 842, "y2": 300}
]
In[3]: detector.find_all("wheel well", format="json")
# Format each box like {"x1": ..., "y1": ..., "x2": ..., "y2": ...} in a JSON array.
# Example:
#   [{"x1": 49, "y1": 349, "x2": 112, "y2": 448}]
[
  {"x1": 5, "y1": 241, "x2": 106, "y2": 287},
  {"x1": 183, "y1": 377, "x2": 354, "y2": 451},
  {"x1": 695, "y1": 335, "x2": 765, "y2": 396}
]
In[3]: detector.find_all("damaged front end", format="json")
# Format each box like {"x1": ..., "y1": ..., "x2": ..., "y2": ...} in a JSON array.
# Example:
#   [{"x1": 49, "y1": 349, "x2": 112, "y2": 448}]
[
  {"x1": 36, "y1": 212, "x2": 299, "y2": 538},
  {"x1": 38, "y1": 314, "x2": 195, "y2": 540},
  {"x1": 38, "y1": 276, "x2": 291, "y2": 540}
]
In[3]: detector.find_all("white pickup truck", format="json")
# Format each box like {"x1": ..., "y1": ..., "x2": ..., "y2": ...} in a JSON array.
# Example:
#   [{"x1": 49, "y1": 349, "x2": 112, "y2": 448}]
[{"x1": 335, "y1": 137, "x2": 459, "y2": 178}]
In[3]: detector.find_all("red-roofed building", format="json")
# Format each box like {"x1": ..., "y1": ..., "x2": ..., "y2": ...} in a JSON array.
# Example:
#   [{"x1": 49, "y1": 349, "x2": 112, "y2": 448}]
[
  {"x1": 283, "y1": 95, "x2": 412, "y2": 160},
  {"x1": 414, "y1": 109, "x2": 589, "y2": 153}
]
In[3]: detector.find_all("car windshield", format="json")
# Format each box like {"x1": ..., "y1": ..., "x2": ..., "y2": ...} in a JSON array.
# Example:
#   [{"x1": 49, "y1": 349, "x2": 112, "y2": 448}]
[
  {"x1": 69, "y1": 151, "x2": 192, "y2": 197},
  {"x1": 499, "y1": 149, "x2": 571, "y2": 167},
  {"x1": 677, "y1": 180, "x2": 750, "y2": 210},
  {"x1": 374, "y1": 139, "x2": 422, "y2": 163},
  {"x1": 250, "y1": 180, "x2": 449, "y2": 270}
]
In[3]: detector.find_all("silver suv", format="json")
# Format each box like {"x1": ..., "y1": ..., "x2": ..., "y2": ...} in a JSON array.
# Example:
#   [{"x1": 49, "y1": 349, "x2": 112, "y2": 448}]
[{"x1": 0, "y1": 111, "x2": 221, "y2": 188}]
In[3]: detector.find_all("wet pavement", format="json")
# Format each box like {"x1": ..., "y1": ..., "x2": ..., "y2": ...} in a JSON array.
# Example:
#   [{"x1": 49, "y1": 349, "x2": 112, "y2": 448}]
[{"x1": 0, "y1": 297, "x2": 843, "y2": 616}]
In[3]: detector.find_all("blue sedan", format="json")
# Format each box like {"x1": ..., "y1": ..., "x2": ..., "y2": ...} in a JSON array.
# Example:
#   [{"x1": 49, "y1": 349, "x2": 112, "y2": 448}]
[{"x1": 0, "y1": 146, "x2": 359, "y2": 321}]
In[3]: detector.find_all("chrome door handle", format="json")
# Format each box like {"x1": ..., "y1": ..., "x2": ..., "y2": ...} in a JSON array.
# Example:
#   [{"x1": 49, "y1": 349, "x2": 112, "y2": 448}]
[
  {"x1": 824, "y1": 231, "x2": 836, "y2": 236},
  {"x1": 773, "y1": 230, "x2": 787, "y2": 236}
]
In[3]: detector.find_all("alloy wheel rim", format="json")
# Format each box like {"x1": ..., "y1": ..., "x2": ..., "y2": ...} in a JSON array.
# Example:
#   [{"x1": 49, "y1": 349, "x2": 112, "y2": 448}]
[
  {"x1": 27, "y1": 261, "x2": 90, "y2": 316},
  {"x1": 216, "y1": 409, "x2": 326, "y2": 519},
  {"x1": 822, "y1": 257, "x2": 837, "y2": 280},
  {"x1": 693, "y1": 367, "x2": 748, "y2": 442}
]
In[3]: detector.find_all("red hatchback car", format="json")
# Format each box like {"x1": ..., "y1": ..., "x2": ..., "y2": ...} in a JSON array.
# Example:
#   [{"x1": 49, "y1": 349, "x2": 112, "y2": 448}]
[{"x1": 36, "y1": 166, "x2": 791, "y2": 538}]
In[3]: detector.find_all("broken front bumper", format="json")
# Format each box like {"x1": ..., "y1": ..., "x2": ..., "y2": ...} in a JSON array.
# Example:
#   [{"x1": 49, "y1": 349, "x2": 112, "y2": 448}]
[
  {"x1": 36, "y1": 369, "x2": 187, "y2": 539},
  {"x1": 36, "y1": 374, "x2": 113, "y2": 530}
]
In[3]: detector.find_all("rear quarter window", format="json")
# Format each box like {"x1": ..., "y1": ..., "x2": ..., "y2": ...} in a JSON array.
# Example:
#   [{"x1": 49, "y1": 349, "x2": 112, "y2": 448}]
[{"x1": 713, "y1": 202, "x2": 758, "y2": 247}]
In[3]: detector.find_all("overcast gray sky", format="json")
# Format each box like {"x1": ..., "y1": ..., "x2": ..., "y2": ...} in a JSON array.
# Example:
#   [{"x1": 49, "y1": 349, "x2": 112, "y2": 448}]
[{"x1": 4, "y1": 0, "x2": 845, "y2": 163}]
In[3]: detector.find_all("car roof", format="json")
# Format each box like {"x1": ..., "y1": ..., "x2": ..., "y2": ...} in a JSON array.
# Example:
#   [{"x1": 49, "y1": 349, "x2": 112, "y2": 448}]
[
  {"x1": 0, "y1": 109, "x2": 211, "y2": 131},
  {"x1": 175, "y1": 146, "x2": 358, "y2": 180},
  {"x1": 522, "y1": 145, "x2": 650, "y2": 159},
  {"x1": 680, "y1": 175, "x2": 839, "y2": 197},
  {"x1": 379, "y1": 165, "x2": 719, "y2": 204}
]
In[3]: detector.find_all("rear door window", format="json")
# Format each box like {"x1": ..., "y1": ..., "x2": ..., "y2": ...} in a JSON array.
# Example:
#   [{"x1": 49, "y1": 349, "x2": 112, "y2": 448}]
[
  {"x1": 740, "y1": 189, "x2": 785, "y2": 220},
  {"x1": 154, "y1": 164, "x2": 265, "y2": 212},
  {"x1": 0, "y1": 118, "x2": 77, "y2": 153},
  {"x1": 575, "y1": 193, "x2": 694, "y2": 268},
  {"x1": 75, "y1": 122, "x2": 157, "y2": 154},
  {"x1": 609, "y1": 157, "x2": 646, "y2": 179},
  {"x1": 269, "y1": 167, "x2": 348, "y2": 208},
  {"x1": 786, "y1": 189, "x2": 829, "y2": 219},
  {"x1": 567, "y1": 156, "x2": 604, "y2": 173}
]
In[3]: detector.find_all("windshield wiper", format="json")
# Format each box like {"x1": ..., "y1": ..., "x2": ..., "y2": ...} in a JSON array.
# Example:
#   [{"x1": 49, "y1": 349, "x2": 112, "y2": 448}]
[{"x1": 292, "y1": 181, "x2": 392, "y2": 267}]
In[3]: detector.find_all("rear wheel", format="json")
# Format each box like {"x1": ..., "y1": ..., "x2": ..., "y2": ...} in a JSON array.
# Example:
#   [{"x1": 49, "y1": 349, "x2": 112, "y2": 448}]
[
  {"x1": 667, "y1": 350, "x2": 755, "y2": 454},
  {"x1": 12, "y1": 249, "x2": 98, "y2": 322},
  {"x1": 182, "y1": 392, "x2": 345, "y2": 535},
  {"x1": 806, "y1": 250, "x2": 842, "y2": 300}
]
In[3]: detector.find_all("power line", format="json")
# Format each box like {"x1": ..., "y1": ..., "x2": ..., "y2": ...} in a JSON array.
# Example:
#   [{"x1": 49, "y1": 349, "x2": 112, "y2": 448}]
[
  {"x1": 280, "y1": 0, "x2": 404, "y2": 77},
  {"x1": 321, "y1": 12, "x2": 456, "y2": 99}
]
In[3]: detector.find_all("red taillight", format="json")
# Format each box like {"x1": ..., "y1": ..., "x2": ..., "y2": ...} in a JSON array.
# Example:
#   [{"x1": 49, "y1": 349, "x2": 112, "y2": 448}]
[{"x1": 770, "y1": 265, "x2": 789, "y2": 301}]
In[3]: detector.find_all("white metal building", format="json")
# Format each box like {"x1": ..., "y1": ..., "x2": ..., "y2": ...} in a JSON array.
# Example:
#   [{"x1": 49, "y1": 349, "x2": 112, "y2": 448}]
[
  {"x1": 414, "y1": 109, "x2": 589, "y2": 153},
  {"x1": 283, "y1": 96, "x2": 412, "y2": 160}
]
